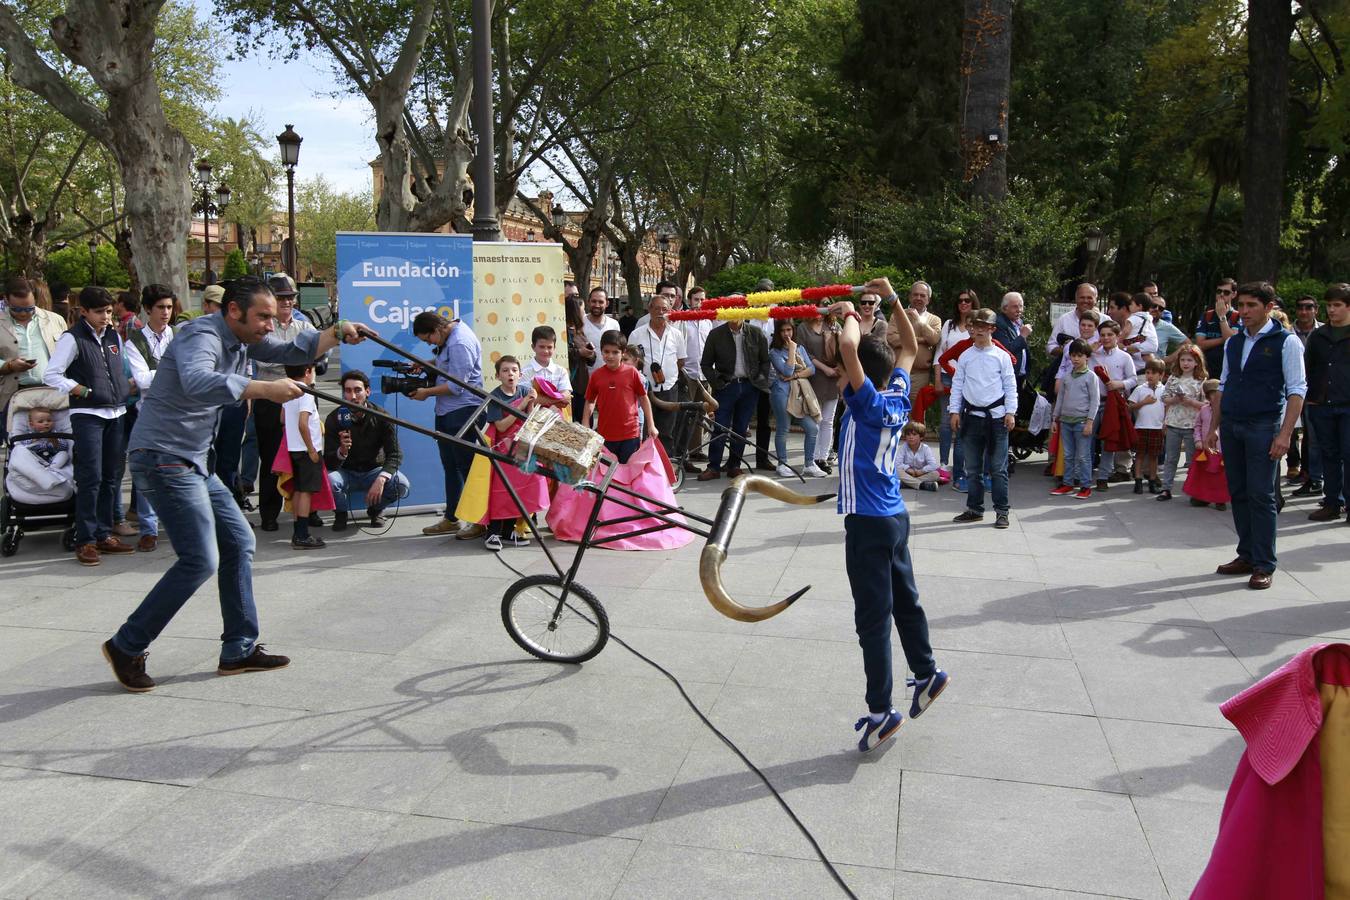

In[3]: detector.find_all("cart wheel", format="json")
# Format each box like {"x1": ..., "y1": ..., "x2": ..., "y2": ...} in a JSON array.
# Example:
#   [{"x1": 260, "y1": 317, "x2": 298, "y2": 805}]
[
  {"x1": 671, "y1": 464, "x2": 686, "y2": 493},
  {"x1": 501, "y1": 575, "x2": 609, "y2": 664},
  {"x1": 61, "y1": 527, "x2": 77, "y2": 552},
  {"x1": 1012, "y1": 444, "x2": 1033, "y2": 461},
  {"x1": 1, "y1": 529, "x2": 18, "y2": 557}
]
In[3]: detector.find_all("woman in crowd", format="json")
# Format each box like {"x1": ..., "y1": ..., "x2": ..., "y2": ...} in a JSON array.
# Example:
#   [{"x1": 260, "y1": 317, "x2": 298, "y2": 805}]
[
  {"x1": 768, "y1": 318, "x2": 825, "y2": 477},
  {"x1": 565, "y1": 295, "x2": 592, "y2": 423},
  {"x1": 937, "y1": 289, "x2": 980, "y2": 487},
  {"x1": 795, "y1": 311, "x2": 842, "y2": 472}
]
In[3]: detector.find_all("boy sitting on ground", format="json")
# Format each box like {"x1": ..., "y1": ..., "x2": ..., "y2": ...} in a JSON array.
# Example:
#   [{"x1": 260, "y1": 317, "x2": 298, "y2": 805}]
[{"x1": 897, "y1": 422, "x2": 941, "y2": 491}]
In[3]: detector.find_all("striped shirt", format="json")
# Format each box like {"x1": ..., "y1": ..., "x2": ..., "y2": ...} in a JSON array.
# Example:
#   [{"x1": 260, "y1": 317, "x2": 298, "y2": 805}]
[{"x1": 837, "y1": 368, "x2": 910, "y2": 517}]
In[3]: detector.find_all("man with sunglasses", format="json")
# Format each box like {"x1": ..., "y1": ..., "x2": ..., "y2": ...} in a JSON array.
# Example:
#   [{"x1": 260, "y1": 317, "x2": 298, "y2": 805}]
[
  {"x1": 0, "y1": 276, "x2": 68, "y2": 442},
  {"x1": 1196, "y1": 278, "x2": 1241, "y2": 380}
]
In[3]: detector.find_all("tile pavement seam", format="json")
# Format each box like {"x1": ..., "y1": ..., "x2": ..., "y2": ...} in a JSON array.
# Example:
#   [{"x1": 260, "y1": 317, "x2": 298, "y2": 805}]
[
  {"x1": 896, "y1": 867, "x2": 1141, "y2": 898},
  {"x1": 0, "y1": 761, "x2": 197, "y2": 794},
  {"x1": 635, "y1": 836, "x2": 896, "y2": 875},
  {"x1": 1094, "y1": 714, "x2": 1234, "y2": 733},
  {"x1": 1125, "y1": 793, "x2": 1175, "y2": 899}
]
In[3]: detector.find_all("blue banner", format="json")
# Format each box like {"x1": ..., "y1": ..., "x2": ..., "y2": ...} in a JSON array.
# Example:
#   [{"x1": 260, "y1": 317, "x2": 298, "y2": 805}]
[{"x1": 336, "y1": 232, "x2": 475, "y2": 511}]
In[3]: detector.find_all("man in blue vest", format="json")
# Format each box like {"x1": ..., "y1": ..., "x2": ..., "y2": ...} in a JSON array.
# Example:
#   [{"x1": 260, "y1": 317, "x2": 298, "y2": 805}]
[
  {"x1": 1205, "y1": 281, "x2": 1307, "y2": 590},
  {"x1": 44, "y1": 287, "x2": 137, "y2": 565}
]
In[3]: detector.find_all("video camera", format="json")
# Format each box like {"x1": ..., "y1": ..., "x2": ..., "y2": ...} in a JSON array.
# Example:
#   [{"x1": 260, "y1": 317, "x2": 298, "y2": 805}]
[{"x1": 372, "y1": 359, "x2": 431, "y2": 396}]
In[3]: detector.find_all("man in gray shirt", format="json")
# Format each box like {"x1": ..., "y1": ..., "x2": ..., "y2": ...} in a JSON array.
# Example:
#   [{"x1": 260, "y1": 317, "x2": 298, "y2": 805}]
[{"x1": 102, "y1": 276, "x2": 366, "y2": 692}]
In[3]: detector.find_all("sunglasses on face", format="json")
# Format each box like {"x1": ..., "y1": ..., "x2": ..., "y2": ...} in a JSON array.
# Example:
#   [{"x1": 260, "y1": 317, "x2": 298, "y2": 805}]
[
  {"x1": 1216, "y1": 289, "x2": 1235, "y2": 296},
  {"x1": 859, "y1": 300, "x2": 877, "y2": 307},
  {"x1": 6, "y1": 305, "x2": 35, "y2": 314}
]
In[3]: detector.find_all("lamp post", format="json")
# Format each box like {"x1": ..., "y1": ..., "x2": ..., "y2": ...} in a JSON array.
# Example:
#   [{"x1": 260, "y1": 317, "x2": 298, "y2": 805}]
[
  {"x1": 276, "y1": 124, "x2": 302, "y2": 278},
  {"x1": 469, "y1": 0, "x2": 501, "y2": 242},
  {"x1": 87, "y1": 238, "x2": 98, "y2": 286},
  {"x1": 1084, "y1": 228, "x2": 1106, "y2": 285},
  {"x1": 658, "y1": 232, "x2": 670, "y2": 279},
  {"x1": 192, "y1": 161, "x2": 231, "y2": 284}
]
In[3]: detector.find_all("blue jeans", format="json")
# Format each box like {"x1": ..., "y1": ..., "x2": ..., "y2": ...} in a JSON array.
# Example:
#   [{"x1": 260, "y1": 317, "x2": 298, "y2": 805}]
[
  {"x1": 1161, "y1": 425, "x2": 1196, "y2": 492},
  {"x1": 329, "y1": 467, "x2": 411, "y2": 512},
  {"x1": 1310, "y1": 405, "x2": 1350, "y2": 512},
  {"x1": 708, "y1": 380, "x2": 759, "y2": 471},
  {"x1": 213, "y1": 400, "x2": 248, "y2": 495},
  {"x1": 71, "y1": 413, "x2": 126, "y2": 544},
  {"x1": 770, "y1": 389, "x2": 819, "y2": 466},
  {"x1": 845, "y1": 512, "x2": 934, "y2": 713},
  {"x1": 241, "y1": 410, "x2": 259, "y2": 485},
  {"x1": 1220, "y1": 416, "x2": 1280, "y2": 573},
  {"x1": 113, "y1": 450, "x2": 259, "y2": 662},
  {"x1": 1060, "y1": 420, "x2": 1093, "y2": 488},
  {"x1": 961, "y1": 413, "x2": 1010, "y2": 513},
  {"x1": 436, "y1": 407, "x2": 478, "y2": 522}
]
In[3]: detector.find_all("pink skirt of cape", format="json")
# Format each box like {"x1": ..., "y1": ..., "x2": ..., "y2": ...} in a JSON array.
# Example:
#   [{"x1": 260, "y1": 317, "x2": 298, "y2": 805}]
[
  {"x1": 545, "y1": 437, "x2": 693, "y2": 550},
  {"x1": 481, "y1": 416, "x2": 550, "y2": 522}
]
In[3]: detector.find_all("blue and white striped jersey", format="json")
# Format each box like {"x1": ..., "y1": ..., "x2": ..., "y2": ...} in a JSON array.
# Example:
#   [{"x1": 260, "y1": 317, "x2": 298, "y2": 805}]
[{"x1": 837, "y1": 368, "x2": 911, "y2": 517}]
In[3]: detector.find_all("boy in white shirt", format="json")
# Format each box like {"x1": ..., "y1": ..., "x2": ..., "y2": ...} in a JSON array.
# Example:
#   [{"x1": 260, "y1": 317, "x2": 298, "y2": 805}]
[
  {"x1": 520, "y1": 325, "x2": 572, "y2": 412},
  {"x1": 1128, "y1": 359, "x2": 1167, "y2": 494},
  {"x1": 282, "y1": 364, "x2": 325, "y2": 550},
  {"x1": 898, "y1": 422, "x2": 940, "y2": 491},
  {"x1": 949, "y1": 308, "x2": 1018, "y2": 528}
]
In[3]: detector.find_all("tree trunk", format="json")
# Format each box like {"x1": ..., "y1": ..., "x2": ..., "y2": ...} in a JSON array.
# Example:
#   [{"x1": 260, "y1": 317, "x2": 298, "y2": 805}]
[
  {"x1": 959, "y1": 0, "x2": 1011, "y2": 200},
  {"x1": 1239, "y1": 0, "x2": 1292, "y2": 282}
]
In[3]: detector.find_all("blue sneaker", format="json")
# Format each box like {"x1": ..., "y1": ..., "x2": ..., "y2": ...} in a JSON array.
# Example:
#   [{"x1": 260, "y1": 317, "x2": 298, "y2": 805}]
[
  {"x1": 908, "y1": 670, "x2": 950, "y2": 719},
  {"x1": 854, "y1": 709, "x2": 903, "y2": 752},
  {"x1": 953, "y1": 477, "x2": 968, "y2": 493}
]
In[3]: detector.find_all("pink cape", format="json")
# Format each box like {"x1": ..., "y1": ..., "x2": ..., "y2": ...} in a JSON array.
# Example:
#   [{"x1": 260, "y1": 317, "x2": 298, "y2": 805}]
[
  {"x1": 480, "y1": 413, "x2": 550, "y2": 523},
  {"x1": 271, "y1": 434, "x2": 336, "y2": 512},
  {"x1": 545, "y1": 437, "x2": 693, "y2": 550},
  {"x1": 1183, "y1": 449, "x2": 1230, "y2": 504}
]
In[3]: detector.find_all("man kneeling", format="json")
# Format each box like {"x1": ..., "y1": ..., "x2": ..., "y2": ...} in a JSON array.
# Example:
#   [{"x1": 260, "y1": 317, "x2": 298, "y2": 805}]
[{"x1": 324, "y1": 370, "x2": 410, "y2": 530}]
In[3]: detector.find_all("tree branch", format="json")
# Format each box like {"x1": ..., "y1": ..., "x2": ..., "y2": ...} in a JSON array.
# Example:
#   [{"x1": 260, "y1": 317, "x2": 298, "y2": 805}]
[{"x1": 0, "y1": 3, "x2": 112, "y2": 145}]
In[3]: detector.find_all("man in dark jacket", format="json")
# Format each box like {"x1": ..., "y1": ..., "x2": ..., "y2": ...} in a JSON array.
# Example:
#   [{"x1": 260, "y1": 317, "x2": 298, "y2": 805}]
[
  {"x1": 697, "y1": 318, "x2": 770, "y2": 480},
  {"x1": 1304, "y1": 283, "x2": 1350, "y2": 525},
  {"x1": 323, "y1": 369, "x2": 410, "y2": 530},
  {"x1": 993, "y1": 291, "x2": 1031, "y2": 389}
]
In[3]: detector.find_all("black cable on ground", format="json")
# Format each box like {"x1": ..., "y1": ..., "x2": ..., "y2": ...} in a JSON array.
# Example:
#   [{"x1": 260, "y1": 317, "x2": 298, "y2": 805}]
[{"x1": 490, "y1": 551, "x2": 859, "y2": 900}]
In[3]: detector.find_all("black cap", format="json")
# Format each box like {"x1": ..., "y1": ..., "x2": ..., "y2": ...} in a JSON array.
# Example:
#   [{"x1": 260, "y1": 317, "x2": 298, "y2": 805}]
[{"x1": 267, "y1": 274, "x2": 297, "y2": 297}]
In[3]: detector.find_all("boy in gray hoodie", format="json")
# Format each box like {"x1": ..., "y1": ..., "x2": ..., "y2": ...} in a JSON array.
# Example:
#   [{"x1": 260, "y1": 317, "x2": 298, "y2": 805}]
[{"x1": 1051, "y1": 339, "x2": 1102, "y2": 498}]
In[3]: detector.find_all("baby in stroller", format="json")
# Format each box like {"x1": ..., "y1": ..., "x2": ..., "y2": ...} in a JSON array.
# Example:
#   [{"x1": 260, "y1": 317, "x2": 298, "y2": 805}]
[
  {"x1": 2, "y1": 386, "x2": 77, "y2": 555},
  {"x1": 6, "y1": 406, "x2": 75, "y2": 505}
]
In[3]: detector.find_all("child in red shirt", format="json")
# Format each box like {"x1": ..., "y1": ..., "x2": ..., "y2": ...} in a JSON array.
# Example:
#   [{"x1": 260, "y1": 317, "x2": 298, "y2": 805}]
[{"x1": 582, "y1": 330, "x2": 655, "y2": 463}]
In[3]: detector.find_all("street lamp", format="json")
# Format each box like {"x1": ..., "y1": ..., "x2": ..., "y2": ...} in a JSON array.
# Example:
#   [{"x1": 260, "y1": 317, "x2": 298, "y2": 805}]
[
  {"x1": 1084, "y1": 228, "x2": 1106, "y2": 284},
  {"x1": 193, "y1": 160, "x2": 230, "y2": 284},
  {"x1": 551, "y1": 203, "x2": 566, "y2": 230},
  {"x1": 87, "y1": 238, "x2": 98, "y2": 286},
  {"x1": 658, "y1": 233, "x2": 671, "y2": 279},
  {"x1": 276, "y1": 123, "x2": 302, "y2": 278}
]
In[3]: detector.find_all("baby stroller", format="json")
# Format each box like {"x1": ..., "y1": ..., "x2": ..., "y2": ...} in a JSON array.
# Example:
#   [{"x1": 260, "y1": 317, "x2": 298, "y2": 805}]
[
  {"x1": 1, "y1": 386, "x2": 77, "y2": 556},
  {"x1": 1008, "y1": 379, "x2": 1052, "y2": 466}
]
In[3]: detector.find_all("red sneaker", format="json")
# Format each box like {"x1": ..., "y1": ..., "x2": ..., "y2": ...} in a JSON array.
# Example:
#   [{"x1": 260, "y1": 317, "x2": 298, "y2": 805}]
[
  {"x1": 1074, "y1": 487, "x2": 1093, "y2": 500},
  {"x1": 1050, "y1": 485, "x2": 1075, "y2": 496}
]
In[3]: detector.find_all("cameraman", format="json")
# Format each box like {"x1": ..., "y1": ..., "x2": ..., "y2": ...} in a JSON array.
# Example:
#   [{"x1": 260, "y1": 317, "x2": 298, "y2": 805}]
[
  {"x1": 409, "y1": 310, "x2": 484, "y2": 539},
  {"x1": 324, "y1": 369, "x2": 410, "y2": 531}
]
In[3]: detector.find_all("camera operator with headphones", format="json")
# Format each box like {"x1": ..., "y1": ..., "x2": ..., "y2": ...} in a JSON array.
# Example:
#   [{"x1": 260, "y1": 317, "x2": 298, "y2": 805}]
[{"x1": 409, "y1": 310, "x2": 485, "y2": 540}]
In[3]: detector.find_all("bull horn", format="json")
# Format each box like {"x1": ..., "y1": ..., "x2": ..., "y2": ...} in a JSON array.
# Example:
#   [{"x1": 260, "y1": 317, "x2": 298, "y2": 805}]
[{"x1": 699, "y1": 474, "x2": 835, "y2": 622}]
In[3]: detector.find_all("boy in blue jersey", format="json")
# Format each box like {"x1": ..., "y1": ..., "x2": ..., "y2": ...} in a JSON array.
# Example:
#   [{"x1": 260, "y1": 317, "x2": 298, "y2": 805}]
[{"x1": 833, "y1": 277, "x2": 950, "y2": 752}]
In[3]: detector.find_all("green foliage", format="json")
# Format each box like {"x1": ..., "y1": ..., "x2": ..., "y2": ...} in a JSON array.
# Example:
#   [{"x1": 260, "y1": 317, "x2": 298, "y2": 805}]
[
  {"x1": 294, "y1": 175, "x2": 374, "y2": 282},
  {"x1": 222, "y1": 248, "x2": 249, "y2": 280},
  {"x1": 857, "y1": 185, "x2": 1084, "y2": 316},
  {"x1": 44, "y1": 243, "x2": 130, "y2": 289},
  {"x1": 1273, "y1": 276, "x2": 1326, "y2": 305},
  {"x1": 702, "y1": 263, "x2": 809, "y2": 299}
]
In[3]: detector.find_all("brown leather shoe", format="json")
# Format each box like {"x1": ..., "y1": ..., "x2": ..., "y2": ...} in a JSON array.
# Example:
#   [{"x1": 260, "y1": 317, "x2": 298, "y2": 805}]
[
  {"x1": 137, "y1": 535, "x2": 158, "y2": 552},
  {"x1": 727, "y1": 468, "x2": 745, "y2": 478},
  {"x1": 697, "y1": 468, "x2": 721, "y2": 481},
  {"x1": 76, "y1": 543, "x2": 100, "y2": 566},
  {"x1": 96, "y1": 536, "x2": 135, "y2": 554},
  {"x1": 1308, "y1": 506, "x2": 1343, "y2": 522},
  {"x1": 1216, "y1": 557, "x2": 1254, "y2": 576},
  {"x1": 1248, "y1": 571, "x2": 1273, "y2": 590}
]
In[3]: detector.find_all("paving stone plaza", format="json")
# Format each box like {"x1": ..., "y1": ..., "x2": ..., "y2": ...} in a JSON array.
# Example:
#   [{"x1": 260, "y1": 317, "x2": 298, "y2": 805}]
[{"x1": 1, "y1": 452, "x2": 1344, "y2": 898}]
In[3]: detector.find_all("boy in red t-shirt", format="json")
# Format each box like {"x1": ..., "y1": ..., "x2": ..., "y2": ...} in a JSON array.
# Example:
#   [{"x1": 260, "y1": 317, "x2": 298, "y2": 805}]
[{"x1": 582, "y1": 330, "x2": 655, "y2": 462}]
